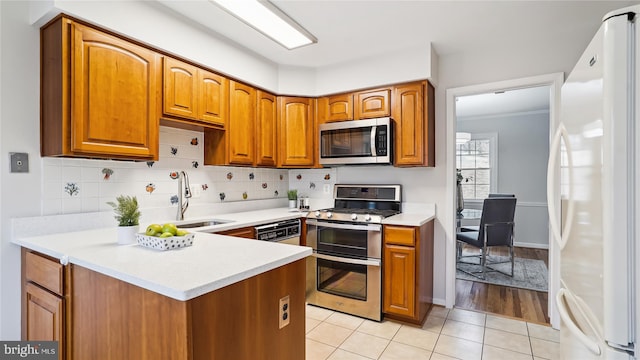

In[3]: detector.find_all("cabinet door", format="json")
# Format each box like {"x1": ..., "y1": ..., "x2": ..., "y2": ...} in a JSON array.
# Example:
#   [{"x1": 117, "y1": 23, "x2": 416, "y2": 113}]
[
  {"x1": 163, "y1": 57, "x2": 198, "y2": 120},
  {"x1": 24, "y1": 283, "x2": 63, "y2": 342},
  {"x1": 277, "y1": 97, "x2": 315, "y2": 167},
  {"x1": 393, "y1": 81, "x2": 435, "y2": 167},
  {"x1": 198, "y1": 70, "x2": 228, "y2": 127},
  {"x1": 383, "y1": 244, "x2": 416, "y2": 318},
  {"x1": 228, "y1": 81, "x2": 256, "y2": 165},
  {"x1": 256, "y1": 91, "x2": 277, "y2": 167},
  {"x1": 318, "y1": 94, "x2": 353, "y2": 123},
  {"x1": 71, "y1": 23, "x2": 160, "y2": 159},
  {"x1": 355, "y1": 88, "x2": 390, "y2": 119},
  {"x1": 218, "y1": 226, "x2": 255, "y2": 239}
]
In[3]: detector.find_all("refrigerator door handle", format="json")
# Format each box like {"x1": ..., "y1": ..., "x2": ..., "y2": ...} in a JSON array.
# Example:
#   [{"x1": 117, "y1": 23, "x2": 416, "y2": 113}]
[
  {"x1": 547, "y1": 122, "x2": 575, "y2": 250},
  {"x1": 556, "y1": 288, "x2": 603, "y2": 355}
]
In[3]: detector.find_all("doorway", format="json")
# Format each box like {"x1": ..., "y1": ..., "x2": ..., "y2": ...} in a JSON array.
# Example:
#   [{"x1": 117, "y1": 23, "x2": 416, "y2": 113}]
[{"x1": 445, "y1": 73, "x2": 564, "y2": 329}]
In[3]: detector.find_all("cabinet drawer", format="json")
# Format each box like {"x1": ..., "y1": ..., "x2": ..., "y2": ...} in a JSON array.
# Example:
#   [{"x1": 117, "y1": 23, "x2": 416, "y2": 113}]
[
  {"x1": 384, "y1": 226, "x2": 416, "y2": 246},
  {"x1": 25, "y1": 252, "x2": 63, "y2": 296}
]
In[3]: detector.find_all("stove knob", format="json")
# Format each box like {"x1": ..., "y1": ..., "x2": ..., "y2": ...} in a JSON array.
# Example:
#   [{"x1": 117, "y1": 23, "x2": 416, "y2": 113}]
[
  {"x1": 327, "y1": 212, "x2": 333, "y2": 218},
  {"x1": 364, "y1": 214, "x2": 372, "y2": 222},
  {"x1": 351, "y1": 213, "x2": 358, "y2": 221},
  {"x1": 314, "y1": 211, "x2": 321, "y2": 217}
]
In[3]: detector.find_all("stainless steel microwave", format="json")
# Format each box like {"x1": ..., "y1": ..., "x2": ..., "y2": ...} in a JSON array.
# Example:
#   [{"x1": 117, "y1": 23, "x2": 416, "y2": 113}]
[{"x1": 319, "y1": 117, "x2": 393, "y2": 165}]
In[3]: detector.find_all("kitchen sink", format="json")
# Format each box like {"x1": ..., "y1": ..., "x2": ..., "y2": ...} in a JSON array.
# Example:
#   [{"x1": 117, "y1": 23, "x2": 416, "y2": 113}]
[{"x1": 177, "y1": 219, "x2": 234, "y2": 228}]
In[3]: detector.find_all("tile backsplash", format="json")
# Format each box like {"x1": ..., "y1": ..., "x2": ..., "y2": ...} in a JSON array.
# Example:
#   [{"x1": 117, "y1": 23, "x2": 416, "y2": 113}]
[{"x1": 41, "y1": 127, "x2": 339, "y2": 216}]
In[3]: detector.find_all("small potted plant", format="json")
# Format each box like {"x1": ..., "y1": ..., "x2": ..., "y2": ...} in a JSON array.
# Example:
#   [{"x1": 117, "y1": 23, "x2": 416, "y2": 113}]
[
  {"x1": 287, "y1": 189, "x2": 298, "y2": 209},
  {"x1": 107, "y1": 195, "x2": 141, "y2": 245}
]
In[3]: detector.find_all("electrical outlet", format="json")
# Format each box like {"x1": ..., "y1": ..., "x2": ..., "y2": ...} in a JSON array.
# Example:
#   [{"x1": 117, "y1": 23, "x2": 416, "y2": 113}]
[
  {"x1": 190, "y1": 184, "x2": 202, "y2": 198},
  {"x1": 279, "y1": 295, "x2": 290, "y2": 329},
  {"x1": 323, "y1": 184, "x2": 331, "y2": 194}
]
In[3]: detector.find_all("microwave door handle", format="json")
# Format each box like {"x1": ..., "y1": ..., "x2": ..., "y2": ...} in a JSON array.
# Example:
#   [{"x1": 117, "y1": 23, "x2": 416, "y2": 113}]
[{"x1": 371, "y1": 125, "x2": 377, "y2": 156}]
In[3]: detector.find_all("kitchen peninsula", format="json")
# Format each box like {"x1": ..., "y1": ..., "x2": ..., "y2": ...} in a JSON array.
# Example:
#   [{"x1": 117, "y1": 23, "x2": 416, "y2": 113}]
[{"x1": 13, "y1": 211, "x2": 311, "y2": 360}]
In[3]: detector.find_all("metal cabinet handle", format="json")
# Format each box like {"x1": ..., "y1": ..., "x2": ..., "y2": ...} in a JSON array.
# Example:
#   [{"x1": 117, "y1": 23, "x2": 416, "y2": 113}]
[{"x1": 313, "y1": 252, "x2": 381, "y2": 267}]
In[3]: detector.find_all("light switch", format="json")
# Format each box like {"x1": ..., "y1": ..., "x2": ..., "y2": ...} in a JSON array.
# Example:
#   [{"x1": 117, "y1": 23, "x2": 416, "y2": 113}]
[{"x1": 9, "y1": 152, "x2": 29, "y2": 173}]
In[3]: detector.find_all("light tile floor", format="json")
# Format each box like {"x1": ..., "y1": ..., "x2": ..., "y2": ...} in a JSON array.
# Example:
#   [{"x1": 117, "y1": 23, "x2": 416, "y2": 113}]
[{"x1": 306, "y1": 305, "x2": 560, "y2": 360}]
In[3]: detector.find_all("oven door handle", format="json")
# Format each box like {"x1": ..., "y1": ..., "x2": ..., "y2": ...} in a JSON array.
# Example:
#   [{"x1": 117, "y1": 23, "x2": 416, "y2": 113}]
[
  {"x1": 313, "y1": 252, "x2": 381, "y2": 267},
  {"x1": 306, "y1": 219, "x2": 381, "y2": 232}
]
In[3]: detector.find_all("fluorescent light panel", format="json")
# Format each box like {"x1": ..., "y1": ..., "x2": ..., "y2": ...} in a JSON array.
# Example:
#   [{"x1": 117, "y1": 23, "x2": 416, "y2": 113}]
[{"x1": 210, "y1": 0, "x2": 317, "y2": 50}]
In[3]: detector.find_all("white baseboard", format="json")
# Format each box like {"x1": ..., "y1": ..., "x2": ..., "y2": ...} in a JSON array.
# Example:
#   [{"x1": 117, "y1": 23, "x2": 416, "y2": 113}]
[
  {"x1": 432, "y1": 298, "x2": 447, "y2": 307},
  {"x1": 514, "y1": 241, "x2": 549, "y2": 250}
]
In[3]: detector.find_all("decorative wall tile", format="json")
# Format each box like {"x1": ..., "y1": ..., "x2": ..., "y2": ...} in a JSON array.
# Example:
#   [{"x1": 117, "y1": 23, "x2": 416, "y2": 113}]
[
  {"x1": 242, "y1": 192, "x2": 248, "y2": 200},
  {"x1": 41, "y1": 127, "x2": 291, "y2": 216},
  {"x1": 192, "y1": 161, "x2": 199, "y2": 169},
  {"x1": 102, "y1": 168, "x2": 113, "y2": 180},
  {"x1": 145, "y1": 183, "x2": 156, "y2": 193},
  {"x1": 64, "y1": 183, "x2": 79, "y2": 196},
  {"x1": 170, "y1": 195, "x2": 179, "y2": 205},
  {"x1": 190, "y1": 137, "x2": 199, "y2": 146},
  {"x1": 170, "y1": 146, "x2": 178, "y2": 156}
]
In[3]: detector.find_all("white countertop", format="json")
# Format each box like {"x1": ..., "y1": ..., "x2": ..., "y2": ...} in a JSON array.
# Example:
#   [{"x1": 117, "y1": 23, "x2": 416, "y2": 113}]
[
  {"x1": 171, "y1": 208, "x2": 308, "y2": 233},
  {"x1": 13, "y1": 207, "x2": 311, "y2": 301},
  {"x1": 382, "y1": 203, "x2": 436, "y2": 226},
  {"x1": 382, "y1": 212, "x2": 436, "y2": 226}
]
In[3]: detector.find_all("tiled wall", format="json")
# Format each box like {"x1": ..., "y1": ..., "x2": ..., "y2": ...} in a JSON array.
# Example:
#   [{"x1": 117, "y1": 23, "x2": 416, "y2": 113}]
[{"x1": 42, "y1": 127, "x2": 339, "y2": 215}]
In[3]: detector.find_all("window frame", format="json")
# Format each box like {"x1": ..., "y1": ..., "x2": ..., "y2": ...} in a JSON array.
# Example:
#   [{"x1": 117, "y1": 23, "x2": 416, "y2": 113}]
[{"x1": 456, "y1": 132, "x2": 498, "y2": 203}]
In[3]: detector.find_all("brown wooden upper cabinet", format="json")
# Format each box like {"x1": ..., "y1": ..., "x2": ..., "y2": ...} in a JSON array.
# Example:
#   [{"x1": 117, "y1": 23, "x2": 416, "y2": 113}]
[
  {"x1": 227, "y1": 81, "x2": 256, "y2": 165},
  {"x1": 41, "y1": 16, "x2": 160, "y2": 160},
  {"x1": 392, "y1": 81, "x2": 435, "y2": 167},
  {"x1": 354, "y1": 88, "x2": 391, "y2": 119},
  {"x1": 317, "y1": 88, "x2": 390, "y2": 123},
  {"x1": 163, "y1": 57, "x2": 228, "y2": 128},
  {"x1": 277, "y1": 97, "x2": 316, "y2": 168},
  {"x1": 204, "y1": 83, "x2": 278, "y2": 167},
  {"x1": 317, "y1": 93, "x2": 353, "y2": 123},
  {"x1": 256, "y1": 91, "x2": 278, "y2": 167}
]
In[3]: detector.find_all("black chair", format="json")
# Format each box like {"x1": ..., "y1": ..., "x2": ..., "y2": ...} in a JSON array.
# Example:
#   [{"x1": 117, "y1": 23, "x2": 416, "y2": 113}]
[
  {"x1": 459, "y1": 194, "x2": 515, "y2": 232},
  {"x1": 456, "y1": 197, "x2": 517, "y2": 279}
]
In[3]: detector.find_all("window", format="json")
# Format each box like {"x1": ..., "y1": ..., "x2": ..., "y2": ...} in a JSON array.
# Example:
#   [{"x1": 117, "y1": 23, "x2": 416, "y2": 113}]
[{"x1": 456, "y1": 134, "x2": 497, "y2": 200}]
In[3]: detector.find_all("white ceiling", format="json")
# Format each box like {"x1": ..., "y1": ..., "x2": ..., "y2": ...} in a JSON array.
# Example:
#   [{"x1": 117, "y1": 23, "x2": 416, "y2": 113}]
[
  {"x1": 154, "y1": 0, "x2": 635, "y2": 117},
  {"x1": 156, "y1": 0, "x2": 636, "y2": 68}
]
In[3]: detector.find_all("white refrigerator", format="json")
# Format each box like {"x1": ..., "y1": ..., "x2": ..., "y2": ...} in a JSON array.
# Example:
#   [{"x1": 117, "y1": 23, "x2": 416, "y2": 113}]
[{"x1": 549, "y1": 5, "x2": 639, "y2": 359}]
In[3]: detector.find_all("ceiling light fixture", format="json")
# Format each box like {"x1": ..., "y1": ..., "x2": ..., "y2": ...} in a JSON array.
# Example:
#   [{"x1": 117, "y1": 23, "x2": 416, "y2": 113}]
[{"x1": 210, "y1": 0, "x2": 317, "y2": 50}]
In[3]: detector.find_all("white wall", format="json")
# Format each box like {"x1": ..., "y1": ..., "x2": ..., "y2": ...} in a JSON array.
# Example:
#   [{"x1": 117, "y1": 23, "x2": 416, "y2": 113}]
[
  {"x1": 458, "y1": 110, "x2": 550, "y2": 248},
  {"x1": 1, "y1": 0, "x2": 42, "y2": 340}
]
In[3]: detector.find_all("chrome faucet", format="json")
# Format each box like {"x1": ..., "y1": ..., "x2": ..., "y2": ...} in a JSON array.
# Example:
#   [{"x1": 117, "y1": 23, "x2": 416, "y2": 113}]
[{"x1": 177, "y1": 171, "x2": 192, "y2": 221}]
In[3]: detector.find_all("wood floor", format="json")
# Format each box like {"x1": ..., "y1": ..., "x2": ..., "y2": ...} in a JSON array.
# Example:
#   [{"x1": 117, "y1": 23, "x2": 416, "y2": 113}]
[{"x1": 455, "y1": 246, "x2": 550, "y2": 325}]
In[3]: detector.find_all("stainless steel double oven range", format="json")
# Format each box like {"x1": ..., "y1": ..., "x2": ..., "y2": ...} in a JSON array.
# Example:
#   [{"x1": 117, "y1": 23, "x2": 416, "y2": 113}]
[{"x1": 306, "y1": 184, "x2": 401, "y2": 321}]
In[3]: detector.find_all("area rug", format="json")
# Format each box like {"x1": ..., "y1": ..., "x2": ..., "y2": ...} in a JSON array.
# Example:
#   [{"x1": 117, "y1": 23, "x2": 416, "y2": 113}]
[{"x1": 456, "y1": 255, "x2": 548, "y2": 292}]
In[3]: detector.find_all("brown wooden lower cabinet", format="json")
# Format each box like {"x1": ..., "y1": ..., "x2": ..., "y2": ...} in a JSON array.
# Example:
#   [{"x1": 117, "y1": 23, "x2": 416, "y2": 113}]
[
  {"x1": 217, "y1": 225, "x2": 255, "y2": 239},
  {"x1": 22, "y1": 248, "x2": 305, "y2": 360},
  {"x1": 22, "y1": 249, "x2": 68, "y2": 360},
  {"x1": 69, "y1": 259, "x2": 305, "y2": 359},
  {"x1": 383, "y1": 220, "x2": 434, "y2": 325}
]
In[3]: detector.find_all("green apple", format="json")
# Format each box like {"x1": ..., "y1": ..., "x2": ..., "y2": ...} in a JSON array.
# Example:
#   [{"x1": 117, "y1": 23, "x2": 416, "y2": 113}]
[
  {"x1": 162, "y1": 223, "x2": 178, "y2": 236},
  {"x1": 176, "y1": 229, "x2": 189, "y2": 237},
  {"x1": 159, "y1": 232, "x2": 174, "y2": 238},
  {"x1": 146, "y1": 224, "x2": 162, "y2": 236}
]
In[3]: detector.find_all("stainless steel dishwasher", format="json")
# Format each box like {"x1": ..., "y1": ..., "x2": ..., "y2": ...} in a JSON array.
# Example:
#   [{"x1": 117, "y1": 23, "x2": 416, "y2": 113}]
[{"x1": 254, "y1": 219, "x2": 301, "y2": 245}]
